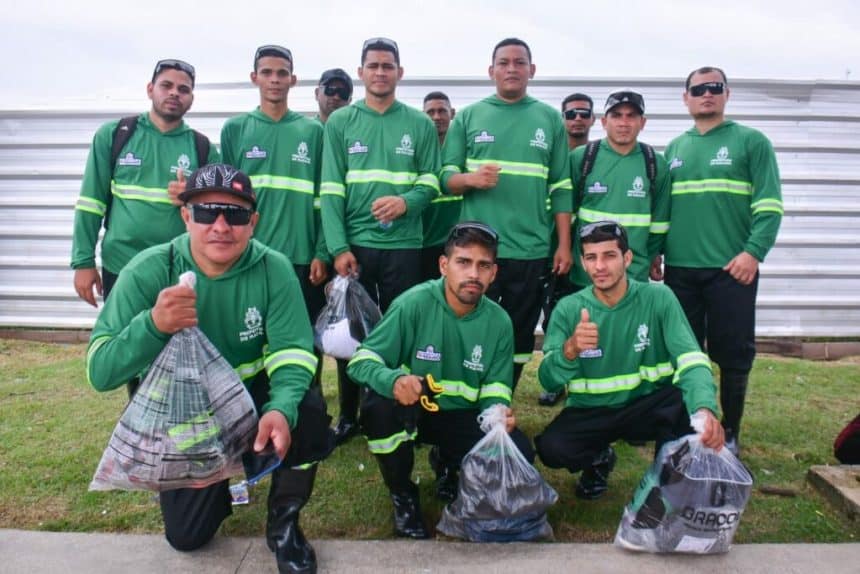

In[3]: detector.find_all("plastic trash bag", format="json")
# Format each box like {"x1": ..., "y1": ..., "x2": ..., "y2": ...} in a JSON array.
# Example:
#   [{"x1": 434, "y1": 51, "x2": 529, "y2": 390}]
[
  {"x1": 314, "y1": 275, "x2": 381, "y2": 359},
  {"x1": 614, "y1": 412, "x2": 753, "y2": 554},
  {"x1": 90, "y1": 272, "x2": 259, "y2": 492},
  {"x1": 436, "y1": 404, "x2": 558, "y2": 542}
]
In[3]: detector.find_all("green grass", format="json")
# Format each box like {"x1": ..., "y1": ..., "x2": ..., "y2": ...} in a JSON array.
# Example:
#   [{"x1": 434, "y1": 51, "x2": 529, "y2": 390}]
[{"x1": 1, "y1": 338, "x2": 857, "y2": 542}]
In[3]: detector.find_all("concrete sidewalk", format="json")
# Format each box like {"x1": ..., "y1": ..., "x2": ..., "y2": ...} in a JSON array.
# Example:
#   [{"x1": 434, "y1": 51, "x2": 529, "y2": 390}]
[{"x1": 1, "y1": 530, "x2": 858, "y2": 574}]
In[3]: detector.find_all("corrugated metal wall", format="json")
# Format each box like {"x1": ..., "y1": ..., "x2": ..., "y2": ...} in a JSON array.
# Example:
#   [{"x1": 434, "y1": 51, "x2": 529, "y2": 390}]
[{"x1": 1, "y1": 77, "x2": 858, "y2": 336}]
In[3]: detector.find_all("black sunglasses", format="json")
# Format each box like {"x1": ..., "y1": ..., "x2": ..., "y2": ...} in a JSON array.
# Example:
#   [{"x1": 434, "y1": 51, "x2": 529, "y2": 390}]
[
  {"x1": 189, "y1": 203, "x2": 254, "y2": 226},
  {"x1": 689, "y1": 82, "x2": 725, "y2": 97},
  {"x1": 254, "y1": 44, "x2": 293, "y2": 65},
  {"x1": 580, "y1": 220, "x2": 627, "y2": 241},
  {"x1": 323, "y1": 85, "x2": 351, "y2": 100},
  {"x1": 564, "y1": 108, "x2": 593, "y2": 120},
  {"x1": 448, "y1": 221, "x2": 499, "y2": 243},
  {"x1": 152, "y1": 59, "x2": 195, "y2": 85},
  {"x1": 362, "y1": 37, "x2": 399, "y2": 53}
]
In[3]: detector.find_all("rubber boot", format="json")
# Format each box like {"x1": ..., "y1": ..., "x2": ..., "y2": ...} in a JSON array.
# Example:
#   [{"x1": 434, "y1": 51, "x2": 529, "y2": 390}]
[
  {"x1": 720, "y1": 370, "x2": 750, "y2": 457},
  {"x1": 575, "y1": 446, "x2": 617, "y2": 500},
  {"x1": 376, "y1": 446, "x2": 428, "y2": 539},
  {"x1": 266, "y1": 466, "x2": 318, "y2": 574},
  {"x1": 428, "y1": 446, "x2": 458, "y2": 503},
  {"x1": 333, "y1": 359, "x2": 360, "y2": 446}
]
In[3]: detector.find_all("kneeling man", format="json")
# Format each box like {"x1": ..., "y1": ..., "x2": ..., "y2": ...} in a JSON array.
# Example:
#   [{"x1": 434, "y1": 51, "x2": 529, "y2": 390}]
[
  {"x1": 535, "y1": 221, "x2": 723, "y2": 500},
  {"x1": 348, "y1": 222, "x2": 534, "y2": 538}
]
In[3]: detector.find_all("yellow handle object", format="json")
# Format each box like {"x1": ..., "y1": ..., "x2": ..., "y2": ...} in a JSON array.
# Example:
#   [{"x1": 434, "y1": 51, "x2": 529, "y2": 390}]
[
  {"x1": 420, "y1": 395, "x2": 439, "y2": 412},
  {"x1": 425, "y1": 374, "x2": 444, "y2": 395}
]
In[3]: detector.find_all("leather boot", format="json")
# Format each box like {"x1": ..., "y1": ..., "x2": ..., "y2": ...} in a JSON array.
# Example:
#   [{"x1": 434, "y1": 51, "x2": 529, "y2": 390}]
[
  {"x1": 720, "y1": 370, "x2": 750, "y2": 457},
  {"x1": 266, "y1": 466, "x2": 318, "y2": 574},
  {"x1": 376, "y1": 446, "x2": 429, "y2": 539},
  {"x1": 333, "y1": 359, "x2": 360, "y2": 446}
]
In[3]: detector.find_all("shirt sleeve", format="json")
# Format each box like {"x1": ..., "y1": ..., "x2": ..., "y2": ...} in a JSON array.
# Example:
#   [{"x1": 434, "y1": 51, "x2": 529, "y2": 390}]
[
  {"x1": 320, "y1": 115, "x2": 350, "y2": 257},
  {"x1": 538, "y1": 298, "x2": 583, "y2": 393},
  {"x1": 311, "y1": 123, "x2": 331, "y2": 263},
  {"x1": 478, "y1": 313, "x2": 515, "y2": 411},
  {"x1": 346, "y1": 300, "x2": 411, "y2": 398},
  {"x1": 647, "y1": 153, "x2": 671, "y2": 258},
  {"x1": 400, "y1": 115, "x2": 440, "y2": 215},
  {"x1": 440, "y1": 113, "x2": 467, "y2": 194},
  {"x1": 744, "y1": 131, "x2": 783, "y2": 261},
  {"x1": 548, "y1": 114, "x2": 573, "y2": 215},
  {"x1": 219, "y1": 120, "x2": 236, "y2": 167},
  {"x1": 71, "y1": 121, "x2": 117, "y2": 269},
  {"x1": 261, "y1": 255, "x2": 318, "y2": 428}
]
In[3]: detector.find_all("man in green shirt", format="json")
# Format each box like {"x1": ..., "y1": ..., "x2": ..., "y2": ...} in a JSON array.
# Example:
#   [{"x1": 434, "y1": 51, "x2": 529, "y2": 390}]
[
  {"x1": 347, "y1": 222, "x2": 534, "y2": 538},
  {"x1": 72, "y1": 59, "x2": 218, "y2": 308},
  {"x1": 421, "y1": 91, "x2": 460, "y2": 281},
  {"x1": 321, "y1": 37, "x2": 440, "y2": 445},
  {"x1": 441, "y1": 38, "x2": 573, "y2": 388},
  {"x1": 87, "y1": 163, "x2": 333, "y2": 574},
  {"x1": 220, "y1": 45, "x2": 330, "y2": 388},
  {"x1": 661, "y1": 67, "x2": 783, "y2": 456},
  {"x1": 536, "y1": 221, "x2": 723, "y2": 500},
  {"x1": 314, "y1": 68, "x2": 353, "y2": 124}
]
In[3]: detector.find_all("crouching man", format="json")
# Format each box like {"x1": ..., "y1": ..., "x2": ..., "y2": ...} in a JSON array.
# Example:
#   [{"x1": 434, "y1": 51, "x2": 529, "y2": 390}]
[
  {"x1": 347, "y1": 222, "x2": 535, "y2": 538},
  {"x1": 86, "y1": 163, "x2": 334, "y2": 574},
  {"x1": 535, "y1": 221, "x2": 723, "y2": 500}
]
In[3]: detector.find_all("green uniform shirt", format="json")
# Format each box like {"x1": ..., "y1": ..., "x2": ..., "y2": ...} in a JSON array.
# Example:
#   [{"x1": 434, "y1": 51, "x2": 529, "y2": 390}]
[
  {"x1": 422, "y1": 195, "x2": 462, "y2": 247},
  {"x1": 320, "y1": 100, "x2": 441, "y2": 255},
  {"x1": 570, "y1": 140, "x2": 670, "y2": 285},
  {"x1": 663, "y1": 120, "x2": 783, "y2": 267},
  {"x1": 347, "y1": 278, "x2": 514, "y2": 412},
  {"x1": 440, "y1": 95, "x2": 572, "y2": 260},
  {"x1": 86, "y1": 235, "x2": 317, "y2": 428},
  {"x1": 71, "y1": 113, "x2": 220, "y2": 274},
  {"x1": 220, "y1": 109, "x2": 328, "y2": 265},
  {"x1": 539, "y1": 280, "x2": 718, "y2": 415}
]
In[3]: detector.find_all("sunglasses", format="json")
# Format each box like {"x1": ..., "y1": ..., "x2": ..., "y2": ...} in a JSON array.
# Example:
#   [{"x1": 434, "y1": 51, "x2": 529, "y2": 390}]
[
  {"x1": 580, "y1": 220, "x2": 627, "y2": 242},
  {"x1": 323, "y1": 85, "x2": 351, "y2": 100},
  {"x1": 152, "y1": 59, "x2": 195, "y2": 85},
  {"x1": 254, "y1": 44, "x2": 293, "y2": 65},
  {"x1": 448, "y1": 221, "x2": 499, "y2": 243},
  {"x1": 362, "y1": 37, "x2": 399, "y2": 53},
  {"x1": 564, "y1": 108, "x2": 593, "y2": 120},
  {"x1": 688, "y1": 82, "x2": 725, "y2": 97},
  {"x1": 189, "y1": 203, "x2": 254, "y2": 226}
]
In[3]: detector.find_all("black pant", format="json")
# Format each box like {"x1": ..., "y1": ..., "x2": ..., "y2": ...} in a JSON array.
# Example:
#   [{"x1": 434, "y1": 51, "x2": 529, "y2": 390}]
[
  {"x1": 103, "y1": 269, "x2": 143, "y2": 397},
  {"x1": 159, "y1": 383, "x2": 334, "y2": 551},
  {"x1": 535, "y1": 386, "x2": 691, "y2": 473},
  {"x1": 541, "y1": 272, "x2": 583, "y2": 332},
  {"x1": 350, "y1": 245, "x2": 422, "y2": 314},
  {"x1": 360, "y1": 389, "x2": 535, "y2": 469},
  {"x1": 664, "y1": 266, "x2": 758, "y2": 373},
  {"x1": 485, "y1": 258, "x2": 547, "y2": 387},
  {"x1": 293, "y1": 263, "x2": 328, "y2": 387},
  {"x1": 419, "y1": 244, "x2": 445, "y2": 283}
]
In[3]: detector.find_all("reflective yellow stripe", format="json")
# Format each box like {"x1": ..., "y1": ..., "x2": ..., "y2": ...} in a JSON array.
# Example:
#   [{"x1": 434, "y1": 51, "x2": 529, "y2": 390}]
[
  {"x1": 415, "y1": 173, "x2": 441, "y2": 192},
  {"x1": 675, "y1": 351, "x2": 712, "y2": 376},
  {"x1": 441, "y1": 164, "x2": 462, "y2": 174},
  {"x1": 514, "y1": 353, "x2": 532, "y2": 364},
  {"x1": 549, "y1": 178, "x2": 573, "y2": 193},
  {"x1": 320, "y1": 182, "x2": 346, "y2": 197},
  {"x1": 347, "y1": 349, "x2": 385, "y2": 368},
  {"x1": 265, "y1": 348, "x2": 318, "y2": 376},
  {"x1": 235, "y1": 357, "x2": 265, "y2": 380},
  {"x1": 751, "y1": 198, "x2": 784, "y2": 215},
  {"x1": 578, "y1": 208, "x2": 651, "y2": 227},
  {"x1": 85, "y1": 336, "x2": 112, "y2": 387},
  {"x1": 438, "y1": 380, "x2": 479, "y2": 402},
  {"x1": 250, "y1": 174, "x2": 315, "y2": 195},
  {"x1": 431, "y1": 195, "x2": 463, "y2": 204},
  {"x1": 75, "y1": 197, "x2": 107, "y2": 216},
  {"x1": 367, "y1": 429, "x2": 417, "y2": 454},
  {"x1": 479, "y1": 382, "x2": 512, "y2": 402},
  {"x1": 650, "y1": 221, "x2": 670, "y2": 233},
  {"x1": 111, "y1": 181, "x2": 172, "y2": 204},
  {"x1": 345, "y1": 169, "x2": 417, "y2": 186},
  {"x1": 466, "y1": 158, "x2": 549, "y2": 179},
  {"x1": 671, "y1": 179, "x2": 752, "y2": 196},
  {"x1": 567, "y1": 362, "x2": 675, "y2": 394}
]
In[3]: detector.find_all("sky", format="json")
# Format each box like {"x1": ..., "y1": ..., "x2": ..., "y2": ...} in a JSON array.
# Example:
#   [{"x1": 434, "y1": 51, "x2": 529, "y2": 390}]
[{"x1": 3, "y1": 0, "x2": 859, "y2": 107}]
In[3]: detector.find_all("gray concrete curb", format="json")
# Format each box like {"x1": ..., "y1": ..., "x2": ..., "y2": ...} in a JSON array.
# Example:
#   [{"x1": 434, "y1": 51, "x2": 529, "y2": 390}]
[{"x1": 1, "y1": 530, "x2": 859, "y2": 574}]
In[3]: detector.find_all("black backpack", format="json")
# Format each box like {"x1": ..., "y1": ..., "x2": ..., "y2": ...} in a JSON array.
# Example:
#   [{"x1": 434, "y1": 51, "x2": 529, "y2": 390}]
[
  {"x1": 577, "y1": 140, "x2": 658, "y2": 205},
  {"x1": 105, "y1": 115, "x2": 211, "y2": 227}
]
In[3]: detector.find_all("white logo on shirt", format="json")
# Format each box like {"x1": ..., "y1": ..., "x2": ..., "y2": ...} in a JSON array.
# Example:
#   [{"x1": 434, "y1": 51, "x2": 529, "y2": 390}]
[
  {"x1": 668, "y1": 157, "x2": 683, "y2": 170},
  {"x1": 348, "y1": 140, "x2": 369, "y2": 154},
  {"x1": 239, "y1": 307, "x2": 264, "y2": 342},
  {"x1": 117, "y1": 152, "x2": 141, "y2": 166},
  {"x1": 628, "y1": 176, "x2": 646, "y2": 198},
  {"x1": 416, "y1": 345, "x2": 442, "y2": 362},
  {"x1": 633, "y1": 323, "x2": 650, "y2": 352},
  {"x1": 463, "y1": 344, "x2": 484, "y2": 372},
  {"x1": 245, "y1": 145, "x2": 267, "y2": 159},
  {"x1": 292, "y1": 141, "x2": 311, "y2": 164},
  {"x1": 529, "y1": 128, "x2": 548, "y2": 150},
  {"x1": 395, "y1": 133, "x2": 414, "y2": 156},
  {"x1": 170, "y1": 154, "x2": 192, "y2": 176},
  {"x1": 710, "y1": 146, "x2": 732, "y2": 166},
  {"x1": 474, "y1": 130, "x2": 495, "y2": 143},
  {"x1": 588, "y1": 181, "x2": 608, "y2": 194}
]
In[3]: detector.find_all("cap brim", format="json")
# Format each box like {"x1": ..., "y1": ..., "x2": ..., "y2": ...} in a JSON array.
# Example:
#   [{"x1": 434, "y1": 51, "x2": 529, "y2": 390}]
[{"x1": 178, "y1": 187, "x2": 256, "y2": 208}]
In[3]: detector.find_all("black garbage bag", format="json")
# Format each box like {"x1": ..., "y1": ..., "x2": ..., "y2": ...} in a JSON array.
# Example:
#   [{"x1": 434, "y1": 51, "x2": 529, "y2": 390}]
[
  {"x1": 314, "y1": 275, "x2": 381, "y2": 359},
  {"x1": 436, "y1": 405, "x2": 558, "y2": 542},
  {"x1": 89, "y1": 272, "x2": 258, "y2": 492},
  {"x1": 614, "y1": 413, "x2": 753, "y2": 554}
]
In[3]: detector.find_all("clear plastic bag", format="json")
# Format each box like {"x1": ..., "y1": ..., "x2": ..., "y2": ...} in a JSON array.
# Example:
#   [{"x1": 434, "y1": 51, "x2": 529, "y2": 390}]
[
  {"x1": 614, "y1": 413, "x2": 754, "y2": 554},
  {"x1": 436, "y1": 405, "x2": 558, "y2": 542},
  {"x1": 89, "y1": 272, "x2": 259, "y2": 492},
  {"x1": 314, "y1": 275, "x2": 381, "y2": 359}
]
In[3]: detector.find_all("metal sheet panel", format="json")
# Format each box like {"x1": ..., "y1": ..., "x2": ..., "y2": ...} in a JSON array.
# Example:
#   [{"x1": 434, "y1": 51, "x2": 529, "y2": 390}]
[{"x1": 1, "y1": 77, "x2": 858, "y2": 336}]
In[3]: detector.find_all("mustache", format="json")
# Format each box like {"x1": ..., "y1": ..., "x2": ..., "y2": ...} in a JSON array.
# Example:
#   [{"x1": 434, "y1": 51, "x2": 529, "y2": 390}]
[{"x1": 459, "y1": 281, "x2": 484, "y2": 290}]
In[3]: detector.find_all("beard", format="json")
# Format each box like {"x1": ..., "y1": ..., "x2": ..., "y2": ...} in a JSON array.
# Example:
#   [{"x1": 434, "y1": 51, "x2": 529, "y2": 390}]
[{"x1": 454, "y1": 281, "x2": 485, "y2": 306}]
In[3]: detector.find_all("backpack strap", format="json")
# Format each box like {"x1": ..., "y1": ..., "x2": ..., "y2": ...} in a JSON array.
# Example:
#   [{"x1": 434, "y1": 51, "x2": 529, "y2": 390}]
[
  {"x1": 639, "y1": 142, "x2": 658, "y2": 190},
  {"x1": 191, "y1": 129, "x2": 211, "y2": 169},
  {"x1": 577, "y1": 140, "x2": 601, "y2": 207},
  {"x1": 105, "y1": 116, "x2": 140, "y2": 228}
]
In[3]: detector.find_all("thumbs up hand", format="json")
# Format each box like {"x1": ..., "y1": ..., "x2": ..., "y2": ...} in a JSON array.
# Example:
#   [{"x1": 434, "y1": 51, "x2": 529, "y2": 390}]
[
  {"x1": 563, "y1": 307, "x2": 599, "y2": 361},
  {"x1": 167, "y1": 168, "x2": 187, "y2": 206}
]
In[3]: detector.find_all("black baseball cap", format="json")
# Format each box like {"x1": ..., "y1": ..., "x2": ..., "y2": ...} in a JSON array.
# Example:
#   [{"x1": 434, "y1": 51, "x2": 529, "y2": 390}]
[
  {"x1": 179, "y1": 164, "x2": 257, "y2": 208},
  {"x1": 604, "y1": 90, "x2": 645, "y2": 115},
  {"x1": 319, "y1": 68, "x2": 353, "y2": 96}
]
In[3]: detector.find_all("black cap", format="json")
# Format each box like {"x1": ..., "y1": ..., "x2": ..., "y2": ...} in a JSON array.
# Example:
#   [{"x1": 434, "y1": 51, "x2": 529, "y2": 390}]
[
  {"x1": 319, "y1": 68, "x2": 353, "y2": 96},
  {"x1": 604, "y1": 90, "x2": 645, "y2": 115},
  {"x1": 254, "y1": 45, "x2": 293, "y2": 69},
  {"x1": 179, "y1": 164, "x2": 256, "y2": 208},
  {"x1": 361, "y1": 37, "x2": 399, "y2": 64}
]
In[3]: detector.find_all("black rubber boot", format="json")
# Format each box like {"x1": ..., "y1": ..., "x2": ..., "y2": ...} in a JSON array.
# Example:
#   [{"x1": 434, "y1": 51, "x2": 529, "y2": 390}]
[
  {"x1": 333, "y1": 359, "x2": 360, "y2": 446},
  {"x1": 266, "y1": 466, "x2": 318, "y2": 574},
  {"x1": 428, "y1": 446, "x2": 458, "y2": 503},
  {"x1": 720, "y1": 370, "x2": 750, "y2": 457},
  {"x1": 575, "y1": 446, "x2": 617, "y2": 500},
  {"x1": 376, "y1": 446, "x2": 428, "y2": 539}
]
